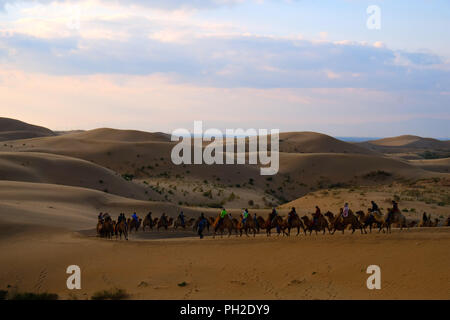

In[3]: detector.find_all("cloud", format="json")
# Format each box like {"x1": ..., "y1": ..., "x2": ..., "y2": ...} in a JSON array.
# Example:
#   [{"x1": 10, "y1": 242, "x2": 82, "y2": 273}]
[
  {"x1": 1, "y1": 29, "x2": 449, "y2": 92},
  {"x1": 1, "y1": 67, "x2": 448, "y2": 138}
]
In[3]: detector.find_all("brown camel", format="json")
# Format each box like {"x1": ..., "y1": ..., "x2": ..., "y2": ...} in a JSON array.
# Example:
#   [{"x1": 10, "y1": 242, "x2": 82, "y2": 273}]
[
  {"x1": 127, "y1": 217, "x2": 142, "y2": 233},
  {"x1": 385, "y1": 208, "x2": 408, "y2": 233},
  {"x1": 237, "y1": 216, "x2": 257, "y2": 237},
  {"x1": 301, "y1": 214, "x2": 330, "y2": 235},
  {"x1": 339, "y1": 209, "x2": 364, "y2": 234},
  {"x1": 262, "y1": 214, "x2": 287, "y2": 236},
  {"x1": 355, "y1": 210, "x2": 381, "y2": 234},
  {"x1": 255, "y1": 216, "x2": 265, "y2": 233},
  {"x1": 115, "y1": 220, "x2": 128, "y2": 240},
  {"x1": 212, "y1": 215, "x2": 237, "y2": 238},
  {"x1": 157, "y1": 215, "x2": 173, "y2": 230},
  {"x1": 142, "y1": 215, "x2": 158, "y2": 231},
  {"x1": 97, "y1": 214, "x2": 114, "y2": 238},
  {"x1": 324, "y1": 211, "x2": 346, "y2": 234},
  {"x1": 285, "y1": 214, "x2": 306, "y2": 236},
  {"x1": 174, "y1": 217, "x2": 196, "y2": 230}
]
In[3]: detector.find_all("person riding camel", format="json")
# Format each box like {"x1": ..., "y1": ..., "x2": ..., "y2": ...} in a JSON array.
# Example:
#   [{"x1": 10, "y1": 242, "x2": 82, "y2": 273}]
[
  {"x1": 342, "y1": 203, "x2": 350, "y2": 219},
  {"x1": 161, "y1": 212, "x2": 168, "y2": 226},
  {"x1": 132, "y1": 212, "x2": 139, "y2": 224},
  {"x1": 270, "y1": 208, "x2": 278, "y2": 224},
  {"x1": 218, "y1": 208, "x2": 228, "y2": 227},
  {"x1": 288, "y1": 207, "x2": 297, "y2": 225},
  {"x1": 241, "y1": 208, "x2": 249, "y2": 225},
  {"x1": 391, "y1": 200, "x2": 400, "y2": 214},
  {"x1": 98, "y1": 212, "x2": 104, "y2": 223},
  {"x1": 117, "y1": 213, "x2": 127, "y2": 228},
  {"x1": 370, "y1": 201, "x2": 379, "y2": 216},
  {"x1": 313, "y1": 206, "x2": 321, "y2": 226},
  {"x1": 178, "y1": 211, "x2": 185, "y2": 227}
]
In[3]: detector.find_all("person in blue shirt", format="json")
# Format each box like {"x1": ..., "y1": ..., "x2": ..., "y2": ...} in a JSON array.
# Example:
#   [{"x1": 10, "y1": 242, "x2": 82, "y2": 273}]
[
  {"x1": 197, "y1": 213, "x2": 207, "y2": 239},
  {"x1": 178, "y1": 211, "x2": 185, "y2": 227}
]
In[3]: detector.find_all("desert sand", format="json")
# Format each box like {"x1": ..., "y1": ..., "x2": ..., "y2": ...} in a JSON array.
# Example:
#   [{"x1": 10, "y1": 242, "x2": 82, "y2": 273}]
[{"x1": 0, "y1": 118, "x2": 449, "y2": 300}]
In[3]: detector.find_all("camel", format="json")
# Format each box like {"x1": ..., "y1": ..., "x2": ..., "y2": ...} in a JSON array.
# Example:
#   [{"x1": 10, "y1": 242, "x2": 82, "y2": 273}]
[
  {"x1": 284, "y1": 214, "x2": 306, "y2": 236},
  {"x1": 262, "y1": 214, "x2": 287, "y2": 236},
  {"x1": 237, "y1": 216, "x2": 258, "y2": 237},
  {"x1": 336, "y1": 209, "x2": 364, "y2": 234},
  {"x1": 157, "y1": 215, "x2": 174, "y2": 230},
  {"x1": 324, "y1": 211, "x2": 346, "y2": 234},
  {"x1": 445, "y1": 216, "x2": 450, "y2": 227},
  {"x1": 127, "y1": 217, "x2": 142, "y2": 233},
  {"x1": 142, "y1": 215, "x2": 158, "y2": 231},
  {"x1": 256, "y1": 216, "x2": 266, "y2": 233},
  {"x1": 301, "y1": 214, "x2": 330, "y2": 235},
  {"x1": 355, "y1": 210, "x2": 380, "y2": 234},
  {"x1": 212, "y1": 215, "x2": 237, "y2": 238},
  {"x1": 174, "y1": 217, "x2": 196, "y2": 230},
  {"x1": 419, "y1": 213, "x2": 438, "y2": 227},
  {"x1": 97, "y1": 214, "x2": 114, "y2": 238},
  {"x1": 384, "y1": 208, "x2": 408, "y2": 233},
  {"x1": 115, "y1": 220, "x2": 128, "y2": 240}
]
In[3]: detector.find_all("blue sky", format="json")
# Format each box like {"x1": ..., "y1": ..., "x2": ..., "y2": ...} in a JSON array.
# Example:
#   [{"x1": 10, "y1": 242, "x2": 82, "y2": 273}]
[{"x1": 0, "y1": 0, "x2": 449, "y2": 138}]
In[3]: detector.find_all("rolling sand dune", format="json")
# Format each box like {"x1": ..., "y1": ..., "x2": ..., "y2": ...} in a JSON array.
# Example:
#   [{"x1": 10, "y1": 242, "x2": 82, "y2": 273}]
[
  {"x1": 0, "y1": 152, "x2": 162, "y2": 201},
  {"x1": 0, "y1": 117, "x2": 55, "y2": 141},
  {"x1": 0, "y1": 181, "x2": 204, "y2": 230},
  {"x1": 278, "y1": 132, "x2": 374, "y2": 154},
  {"x1": 409, "y1": 158, "x2": 450, "y2": 173},
  {"x1": 358, "y1": 135, "x2": 450, "y2": 156},
  {"x1": 66, "y1": 128, "x2": 171, "y2": 142}
]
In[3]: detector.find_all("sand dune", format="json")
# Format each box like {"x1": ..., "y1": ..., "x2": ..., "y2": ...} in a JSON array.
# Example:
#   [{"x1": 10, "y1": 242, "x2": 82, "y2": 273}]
[
  {"x1": 279, "y1": 131, "x2": 374, "y2": 154},
  {"x1": 409, "y1": 158, "x2": 450, "y2": 173},
  {"x1": 358, "y1": 135, "x2": 450, "y2": 157},
  {"x1": 0, "y1": 152, "x2": 163, "y2": 201},
  {"x1": 66, "y1": 128, "x2": 171, "y2": 142},
  {"x1": 0, "y1": 117, "x2": 55, "y2": 141},
  {"x1": 0, "y1": 181, "x2": 204, "y2": 231}
]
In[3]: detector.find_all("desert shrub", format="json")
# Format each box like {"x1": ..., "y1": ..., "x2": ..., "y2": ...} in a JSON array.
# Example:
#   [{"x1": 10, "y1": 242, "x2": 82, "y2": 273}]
[
  {"x1": 9, "y1": 292, "x2": 58, "y2": 300},
  {"x1": 203, "y1": 190, "x2": 213, "y2": 199},
  {"x1": 91, "y1": 288, "x2": 129, "y2": 300},
  {"x1": 122, "y1": 173, "x2": 134, "y2": 181},
  {"x1": 365, "y1": 171, "x2": 392, "y2": 179},
  {"x1": 248, "y1": 200, "x2": 254, "y2": 206}
]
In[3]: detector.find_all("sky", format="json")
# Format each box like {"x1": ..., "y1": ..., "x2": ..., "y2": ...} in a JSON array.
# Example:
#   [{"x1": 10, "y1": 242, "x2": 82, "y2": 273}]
[{"x1": 0, "y1": 0, "x2": 449, "y2": 138}]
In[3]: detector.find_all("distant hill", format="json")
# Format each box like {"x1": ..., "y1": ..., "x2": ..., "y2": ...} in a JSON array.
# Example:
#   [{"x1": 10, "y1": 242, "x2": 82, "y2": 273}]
[
  {"x1": 357, "y1": 135, "x2": 450, "y2": 157},
  {"x1": 278, "y1": 132, "x2": 374, "y2": 154},
  {"x1": 0, "y1": 117, "x2": 55, "y2": 141}
]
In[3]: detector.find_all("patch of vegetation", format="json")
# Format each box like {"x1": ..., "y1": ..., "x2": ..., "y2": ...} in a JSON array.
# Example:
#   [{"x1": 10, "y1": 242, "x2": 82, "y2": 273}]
[
  {"x1": 9, "y1": 292, "x2": 58, "y2": 300},
  {"x1": 365, "y1": 170, "x2": 392, "y2": 179},
  {"x1": 122, "y1": 173, "x2": 134, "y2": 181},
  {"x1": 419, "y1": 151, "x2": 450, "y2": 159},
  {"x1": 91, "y1": 288, "x2": 129, "y2": 300},
  {"x1": 177, "y1": 282, "x2": 187, "y2": 287}
]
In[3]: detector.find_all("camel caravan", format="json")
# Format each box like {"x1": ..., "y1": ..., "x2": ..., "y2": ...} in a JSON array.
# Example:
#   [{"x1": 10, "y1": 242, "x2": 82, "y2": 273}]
[{"x1": 96, "y1": 201, "x2": 450, "y2": 240}]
